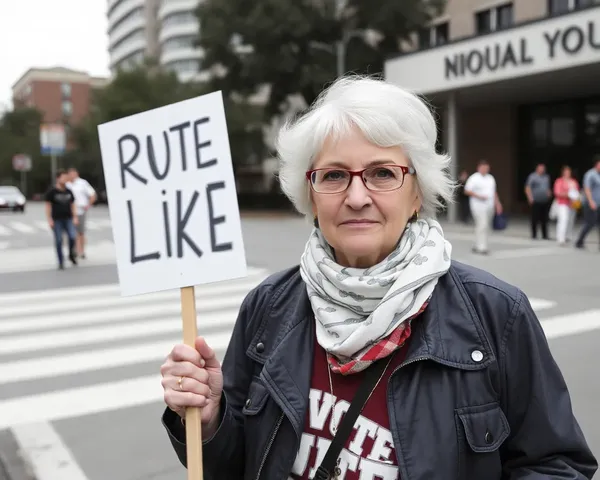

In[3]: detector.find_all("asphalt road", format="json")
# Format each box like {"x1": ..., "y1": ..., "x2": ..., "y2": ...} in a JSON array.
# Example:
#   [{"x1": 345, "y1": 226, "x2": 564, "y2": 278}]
[{"x1": 0, "y1": 203, "x2": 599, "y2": 480}]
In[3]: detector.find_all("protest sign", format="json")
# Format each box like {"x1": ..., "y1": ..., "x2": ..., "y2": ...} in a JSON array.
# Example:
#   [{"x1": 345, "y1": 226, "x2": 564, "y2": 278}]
[
  {"x1": 98, "y1": 91, "x2": 247, "y2": 297},
  {"x1": 98, "y1": 91, "x2": 248, "y2": 479}
]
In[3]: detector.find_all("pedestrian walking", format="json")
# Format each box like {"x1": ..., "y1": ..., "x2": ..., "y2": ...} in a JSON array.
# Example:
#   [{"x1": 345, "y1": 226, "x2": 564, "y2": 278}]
[
  {"x1": 575, "y1": 156, "x2": 600, "y2": 250},
  {"x1": 553, "y1": 166, "x2": 580, "y2": 245},
  {"x1": 464, "y1": 160, "x2": 503, "y2": 254},
  {"x1": 66, "y1": 167, "x2": 96, "y2": 259},
  {"x1": 525, "y1": 162, "x2": 552, "y2": 239},
  {"x1": 44, "y1": 170, "x2": 78, "y2": 269},
  {"x1": 159, "y1": 77, "x2": 596, "y2": 480}
]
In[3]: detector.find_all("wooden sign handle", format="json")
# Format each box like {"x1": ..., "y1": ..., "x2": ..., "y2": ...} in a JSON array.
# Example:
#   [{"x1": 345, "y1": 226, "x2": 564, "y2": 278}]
[{"x1": 181, "y1": 286, "x2": 203, "y2": 479}]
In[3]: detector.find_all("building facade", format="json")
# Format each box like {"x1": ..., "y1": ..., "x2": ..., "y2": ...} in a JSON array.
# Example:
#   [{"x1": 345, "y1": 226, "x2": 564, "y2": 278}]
[
  {"x1": 158, "y1": 0, "x2": 206, "y2": 82},
  {"x1": 12, "y1": 67, "x2": 108, "y2": 126},
  {"x1": 385, "y1": 0, "x2": 600, "y2": 215},
  {"x1": 107, "y1": 0, "x2": 206, "y2": 81},
  {"x1": 107, "y1": 0, "x2": 160, "y2": 74}
]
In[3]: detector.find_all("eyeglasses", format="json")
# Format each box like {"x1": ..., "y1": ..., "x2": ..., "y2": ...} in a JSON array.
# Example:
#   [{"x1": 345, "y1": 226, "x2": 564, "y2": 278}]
[{"x1": 305, "y1": 164, "x2": 416, "y2": 194}]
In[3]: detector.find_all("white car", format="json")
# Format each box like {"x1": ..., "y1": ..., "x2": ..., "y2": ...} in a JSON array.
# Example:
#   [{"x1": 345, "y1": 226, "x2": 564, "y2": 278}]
[{"x1": 0, "y1": 186, "x2": 26, "y2": 213}]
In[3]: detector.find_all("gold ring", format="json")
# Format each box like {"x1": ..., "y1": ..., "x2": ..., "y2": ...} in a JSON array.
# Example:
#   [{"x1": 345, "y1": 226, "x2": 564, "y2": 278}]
[{"x1": 178, "y1": 376, "x2": 184, "y2": 391}]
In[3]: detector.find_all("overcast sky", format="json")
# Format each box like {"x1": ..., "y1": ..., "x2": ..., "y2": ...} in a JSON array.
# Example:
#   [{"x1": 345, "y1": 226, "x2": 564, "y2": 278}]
[{"x1": 0, "y1": 0, "x2": 110, "y2": 110}]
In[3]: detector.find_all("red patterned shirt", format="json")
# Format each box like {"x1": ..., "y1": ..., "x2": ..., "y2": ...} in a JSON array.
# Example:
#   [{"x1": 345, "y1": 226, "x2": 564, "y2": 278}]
[{"x1": 288, "y1": 333, "x2": 409, "y2": 479}]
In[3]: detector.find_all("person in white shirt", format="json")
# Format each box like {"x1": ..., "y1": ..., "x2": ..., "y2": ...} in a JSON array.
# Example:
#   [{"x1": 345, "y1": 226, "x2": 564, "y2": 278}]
[
  {"x1": 463, "y1": 160, "x2": 503, "y2": 254},
  {"x1": 66, "y1": 167, "x2": 97, "y2": 259}
]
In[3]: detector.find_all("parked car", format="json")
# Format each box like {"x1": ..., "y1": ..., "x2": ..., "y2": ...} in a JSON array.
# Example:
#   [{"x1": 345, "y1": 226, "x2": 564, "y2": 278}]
[{"x1": 0, "y1": 186, "x2": 26, "y2": 212}]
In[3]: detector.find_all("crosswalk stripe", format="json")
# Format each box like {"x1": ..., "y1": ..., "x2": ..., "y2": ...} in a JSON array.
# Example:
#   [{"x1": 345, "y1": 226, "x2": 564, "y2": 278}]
[
  {"x1": 12, "y1": 422, "x2": 89, "y2": 480},
  {"x1": 34, "y1": 220, "x2": 50, "y2": 231},
  {"x1": 0, "y1": 374, "x2": 163, "y2": 429},
  {"x1": 0, "y1": 334, "x2": 231, "y2": 384},
  {"x1": 0, "y1": 276, "x2": 267, "y2": 321},
  {"x1": 0, "y1": 302, "x2": 239, "y2": 354},
  {"x1": 0, "y1": 224, "x2": 11, "y2": 236},
  {"x1": 0, "y1": 266, "x2": 267, "y2": 302},
  {"x1": 8, "y1": 221, "x2": 36, "y2": 233}
]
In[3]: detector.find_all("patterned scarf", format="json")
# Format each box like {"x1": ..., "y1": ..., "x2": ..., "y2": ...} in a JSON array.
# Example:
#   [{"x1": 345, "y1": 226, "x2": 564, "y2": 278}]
[{"x1": 300, "y1": 217, "x2": 452, "y2": 375}]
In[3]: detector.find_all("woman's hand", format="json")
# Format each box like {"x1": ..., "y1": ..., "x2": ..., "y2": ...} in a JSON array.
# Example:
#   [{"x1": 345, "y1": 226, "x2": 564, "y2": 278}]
[{"x1": 161, "y1": 336, "x2": 223, "y2": 432}]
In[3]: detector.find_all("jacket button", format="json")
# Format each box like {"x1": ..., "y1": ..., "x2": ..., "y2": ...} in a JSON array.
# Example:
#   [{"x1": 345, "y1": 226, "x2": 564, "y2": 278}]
[
  {"x1": 485, "y1": 431, "x2": 494, "y2": 444},
  {"x1": 471, "y1": 350, "x2": 484, "y2": 362},
  {"x1": 245, "y1": 399, "x2": 251, "y2": 408},
  {"x1": 256, "y1": 342, "x2": 265, "y2": 353}
]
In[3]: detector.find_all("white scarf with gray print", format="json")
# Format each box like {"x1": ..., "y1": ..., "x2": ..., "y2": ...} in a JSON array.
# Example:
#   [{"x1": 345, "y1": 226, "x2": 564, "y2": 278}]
[{"x1": 300, "y1": 217, "x2": 452, "y2": 362}]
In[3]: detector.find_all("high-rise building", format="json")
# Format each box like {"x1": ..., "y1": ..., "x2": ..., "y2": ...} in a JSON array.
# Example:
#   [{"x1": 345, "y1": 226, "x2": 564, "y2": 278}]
[
  {"x1": 158, "y1": 0, "x2": 206, "y2": 82},
  {"x1": 107, "y1": 0, "x2": 207, "y2": 81},
  {"x1": 385, "y1": 0, "x2": 600, "y2": 213},
  {"x1": 107, "y1": 0, "x2": 161, "y2": 74}
]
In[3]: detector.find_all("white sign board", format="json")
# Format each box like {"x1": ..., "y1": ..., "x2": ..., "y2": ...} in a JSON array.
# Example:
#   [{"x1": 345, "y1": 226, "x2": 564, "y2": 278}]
[
  {"x1": 97, "y1": 91, "x2": 247, "y2": 297},
  {"x1": 40, "y1": 124, "x2": 66, "y2": 156}
]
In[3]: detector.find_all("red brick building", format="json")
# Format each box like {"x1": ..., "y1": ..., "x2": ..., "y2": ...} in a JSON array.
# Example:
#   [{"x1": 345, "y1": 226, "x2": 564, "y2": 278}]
[{"x1": 11, "y1": 67, "x2": 108, "y2": 127}]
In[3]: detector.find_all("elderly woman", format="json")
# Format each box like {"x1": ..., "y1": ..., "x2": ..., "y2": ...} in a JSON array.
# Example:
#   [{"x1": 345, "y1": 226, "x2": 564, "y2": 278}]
[{"x1": 160, "y1": 77, "x2": 596, "y2": 480}]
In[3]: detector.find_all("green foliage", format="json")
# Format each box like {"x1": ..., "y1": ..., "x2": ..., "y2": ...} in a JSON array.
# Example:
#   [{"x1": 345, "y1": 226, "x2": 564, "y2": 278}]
[
  {"x1": 195, "y1": 0, "x2": 446, "y2": 116},
  {"x1": 0, "y1": 107, "x2": 44, "y2": 193}
]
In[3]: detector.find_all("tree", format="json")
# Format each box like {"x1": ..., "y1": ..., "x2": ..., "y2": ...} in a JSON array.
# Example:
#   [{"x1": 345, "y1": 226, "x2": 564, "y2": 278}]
[
  {"x1": 195, "y1": 0, "x2": 446, "y2": 118},
  {"x1": 0, "y1": 107, "x2": 44, "y2": 193}
]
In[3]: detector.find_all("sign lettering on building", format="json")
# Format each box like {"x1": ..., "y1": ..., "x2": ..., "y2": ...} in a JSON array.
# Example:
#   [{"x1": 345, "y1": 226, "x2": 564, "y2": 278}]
[{"x1": 445, "y1": 19, "x2": 600, "y2": 79}]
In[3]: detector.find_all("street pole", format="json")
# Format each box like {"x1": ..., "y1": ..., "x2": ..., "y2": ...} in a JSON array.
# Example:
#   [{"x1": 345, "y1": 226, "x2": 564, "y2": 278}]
[
  {"x1": 20, "y1": 171, "x2": 26, "y2": 196},
  {"x1": 335, "y1": 0, "x2": 346, "y2": 78},
  {"x1": 51, "y1": 154, "x2": 57, "y2": 183},
  {"x1": 336, "y1": 39, "x2": 345, "y2": 78},
  {"x1": 446, "y1": 93, "x2": 459, "y2": 223}
]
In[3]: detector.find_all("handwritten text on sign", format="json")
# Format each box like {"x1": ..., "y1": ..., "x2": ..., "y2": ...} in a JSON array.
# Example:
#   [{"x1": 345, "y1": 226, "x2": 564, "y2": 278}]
[{"x1": 98, "y1": 92, "x2": 246, "y2": 297}]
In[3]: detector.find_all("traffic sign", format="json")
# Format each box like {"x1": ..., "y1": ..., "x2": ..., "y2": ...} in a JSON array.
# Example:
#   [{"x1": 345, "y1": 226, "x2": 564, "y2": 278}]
[
  {"x1": 40, "y1": 124, "x2": 66, "y2": 156},
  {"x1": 12, "y1": 154, "x2": 32, "y2": 172}
]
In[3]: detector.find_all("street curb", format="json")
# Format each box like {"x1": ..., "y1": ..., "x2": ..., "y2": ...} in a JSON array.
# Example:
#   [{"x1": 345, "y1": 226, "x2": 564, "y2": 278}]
[{"x1": 0, "y1": 430, "x2": 35, "y2": 480}]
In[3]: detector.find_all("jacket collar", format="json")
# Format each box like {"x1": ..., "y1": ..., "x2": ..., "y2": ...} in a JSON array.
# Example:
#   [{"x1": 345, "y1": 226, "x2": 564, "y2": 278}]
[{"x1": 246, "y1": 263, "x2": 496, "y2": 435}]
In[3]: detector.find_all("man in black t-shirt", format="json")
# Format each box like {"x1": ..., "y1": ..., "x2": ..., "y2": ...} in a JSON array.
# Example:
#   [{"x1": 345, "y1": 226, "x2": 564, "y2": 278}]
[{"x1": 45, "y1": 170, "x2": 79, "y2": 269}]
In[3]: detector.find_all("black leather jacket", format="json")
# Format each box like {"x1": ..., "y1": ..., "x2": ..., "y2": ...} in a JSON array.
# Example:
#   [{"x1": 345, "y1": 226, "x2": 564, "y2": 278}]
[{"x1": 162, "y1": 261, "x2": 597, "y2": 480}]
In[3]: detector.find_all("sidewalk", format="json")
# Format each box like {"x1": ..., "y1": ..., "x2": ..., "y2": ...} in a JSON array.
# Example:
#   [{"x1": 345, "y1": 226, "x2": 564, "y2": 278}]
[
  {"x1": 441, "y1": 216, "x2": 599, "y2": 244},
  {"x1": 241, "y1": 210, "x2": 598, "y2": 244}
]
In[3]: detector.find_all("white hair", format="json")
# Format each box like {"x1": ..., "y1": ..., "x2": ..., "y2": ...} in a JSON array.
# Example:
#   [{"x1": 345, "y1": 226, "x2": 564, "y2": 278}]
[{"x1": 276, "y1": 75, "x2": 455, "y2": 220}]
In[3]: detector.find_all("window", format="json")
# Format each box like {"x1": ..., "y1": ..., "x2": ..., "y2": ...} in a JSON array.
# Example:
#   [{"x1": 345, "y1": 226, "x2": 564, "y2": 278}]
[
  {"x1": 584, "y1": 103, "x2": 600, "y2": 146},
  {"x1": 475, "y1": 3, "x2": 513, "y2": 34},
  {"x1": 548, "y1": 0, "x2": 573, "y2": 14},
  {"x1": 476, "y1": 10, "x2": 492, "y2": 34},
  {"x1": 62, "y1": 100, "x2": 73, "y2": 117},
  {"x1": 417, "y1": 28, "x2": 430, "y2": 49},
  {"x1": 162, "y1": 12, "x2": 197, "y2": 28},
  {"x1": 496, "y1": 4, "x2": 513, "y2": 29},
  {"x1": 532, "y1": 117, "x2": 548, "y2": 147},
  {"x1": 575, "y1": 0, "x2": 600, "y2": 7},
  {"x1": 551, "y1": 117, "x2": 575, "y2": 146},
  {"x1": 61, "y1": 82, "x2": 71, "y2": 99},
  {"x1": 165, "y1": 59, "x2": 200, "y2": 76},
  {"x1": 417, "y1": 22, "x2": 449, "y2": 49},
  {"x1": 433, "y1": 23, "x2": 448, "y2": 46},
  {"x1": 161, "y1": 35, "x2": 196, "y2": 52}
]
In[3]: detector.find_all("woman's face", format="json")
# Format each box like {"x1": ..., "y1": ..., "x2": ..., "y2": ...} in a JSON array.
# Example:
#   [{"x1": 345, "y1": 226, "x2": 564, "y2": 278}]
[
  {"x1": 563, "y1": 168, "x2": 572, "y2": 179},
  {"x1": 310, "y1": 127, "x2": 421, "y2": 268}
]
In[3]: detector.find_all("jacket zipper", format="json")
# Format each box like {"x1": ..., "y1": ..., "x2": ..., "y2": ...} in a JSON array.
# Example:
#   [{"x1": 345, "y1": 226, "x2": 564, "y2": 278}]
[
  {"x1": 255, "y1": 412, "x2": 284, "y2": 480},
  {"x1": 391, "y1": 355, "x2": 429, "y2": 377}
]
